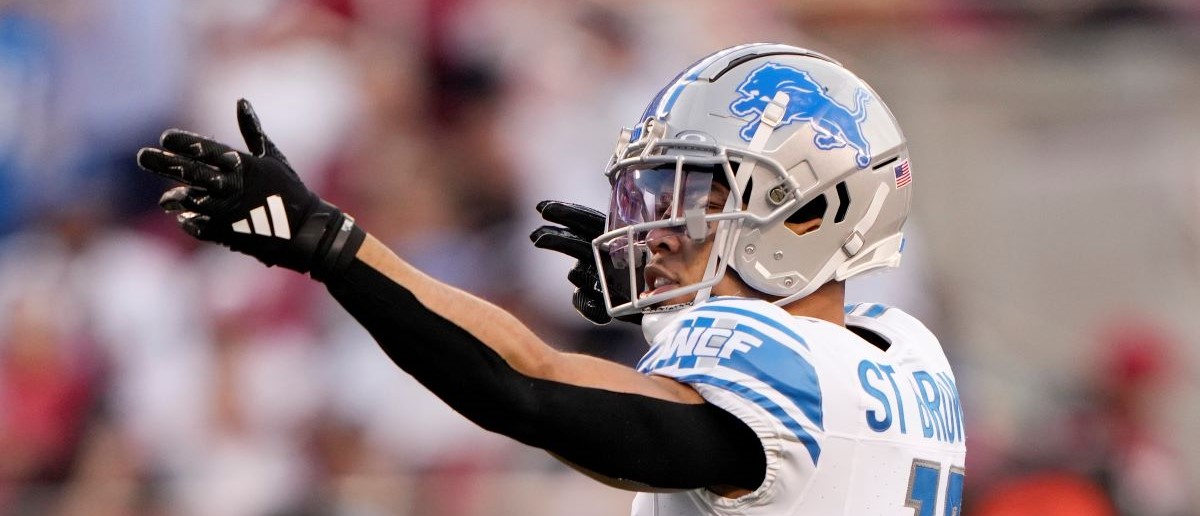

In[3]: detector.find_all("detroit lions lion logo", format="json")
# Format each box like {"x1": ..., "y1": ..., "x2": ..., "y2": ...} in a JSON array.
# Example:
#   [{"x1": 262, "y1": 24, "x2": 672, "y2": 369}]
[{"x1": 730, "y1": 63, "x2": 873, "y2": 168}]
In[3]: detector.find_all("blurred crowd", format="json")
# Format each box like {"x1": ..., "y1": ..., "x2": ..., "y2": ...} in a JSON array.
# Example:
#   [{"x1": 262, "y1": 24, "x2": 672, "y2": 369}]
[{"x1": 1, "y1": 0, "x2": 1198, "y2": 515}]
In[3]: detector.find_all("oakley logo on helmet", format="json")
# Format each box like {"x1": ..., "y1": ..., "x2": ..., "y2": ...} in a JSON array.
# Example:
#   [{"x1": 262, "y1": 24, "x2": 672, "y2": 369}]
[
  {"x1": 675, "y1": 130, "x2": 716, "y2": 143},
  {"x1": 730, "y1": 62, "x2": 873, "y2": 168}
]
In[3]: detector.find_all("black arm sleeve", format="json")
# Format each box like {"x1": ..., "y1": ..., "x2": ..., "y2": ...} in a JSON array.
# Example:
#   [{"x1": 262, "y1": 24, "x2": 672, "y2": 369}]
[{"x1": 323, "y1": 259, "x2": 766, "y2": 491}]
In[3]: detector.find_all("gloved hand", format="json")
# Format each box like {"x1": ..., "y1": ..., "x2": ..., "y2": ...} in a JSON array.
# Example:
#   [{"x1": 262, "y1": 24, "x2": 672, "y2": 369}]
[
  {"x1": 530, "y1": 200, "x2": 641, "y2": 325},
  {"x1": 136, "y1": 99, "x2": 361, "y2": 279}
]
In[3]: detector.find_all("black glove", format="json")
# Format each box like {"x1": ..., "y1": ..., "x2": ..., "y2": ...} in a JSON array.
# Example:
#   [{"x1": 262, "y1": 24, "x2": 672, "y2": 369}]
[
  {"x1": 136, "y1": 99, "x2": 362, "y2": 279},
  {"x1": 530, "y1": 200, "x2": 641, "y2": 325}
]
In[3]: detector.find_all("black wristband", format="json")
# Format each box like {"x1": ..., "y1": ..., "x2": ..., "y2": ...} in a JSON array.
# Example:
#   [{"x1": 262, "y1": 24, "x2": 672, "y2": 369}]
[
  {"x1": 331, "y1": 218, "x2": 366, "y2": 274},
  {"x1": 310, "y1": 210, "x2": 365, "y2": 281}
]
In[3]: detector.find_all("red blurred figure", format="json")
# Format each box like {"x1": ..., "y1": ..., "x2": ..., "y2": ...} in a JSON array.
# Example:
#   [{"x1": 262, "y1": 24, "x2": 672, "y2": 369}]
[
  {"x1": 1083, "y1": 318, "x2": 1190, "y2": 515},
  {"x1": 975, "y1": 471, "x2": 1116, "y2": 516},
  {"x1": 0, "y1": 298, "x2": 98, "y2": 510}
]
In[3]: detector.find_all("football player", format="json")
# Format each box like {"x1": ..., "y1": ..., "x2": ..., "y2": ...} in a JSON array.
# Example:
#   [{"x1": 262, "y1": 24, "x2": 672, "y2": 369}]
[{"x1": 138, "y1": 43, "x2": 965, "y2": 515}]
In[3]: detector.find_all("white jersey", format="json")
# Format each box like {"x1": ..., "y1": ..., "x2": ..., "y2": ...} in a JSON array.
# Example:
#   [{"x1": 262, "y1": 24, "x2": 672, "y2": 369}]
[{"x1": 631, "y1": 298, "x2": 966, "y2": 516}]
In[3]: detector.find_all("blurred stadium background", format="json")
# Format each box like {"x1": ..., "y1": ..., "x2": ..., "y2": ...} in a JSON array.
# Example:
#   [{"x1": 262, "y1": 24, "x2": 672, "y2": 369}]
[{"x1": 1, "y1": 0, "x2": 1198, "y2": 514}]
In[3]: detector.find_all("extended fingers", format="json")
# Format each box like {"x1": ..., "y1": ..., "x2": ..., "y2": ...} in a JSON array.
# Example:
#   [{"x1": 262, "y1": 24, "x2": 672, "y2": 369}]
[
  {"x1": 159, "y1": 129, "x2": 238, "y2": 163},
  {"x1": 137, "y1": 148, "x2": 232, "y2": 192},
  {"x1": 159, "y1": 186, "x2": 215, "y2": 213},
  {"x1": 536, "y1": 200, "x2": 606, "y2": 238},
  {"x1": 530, "y1": 225, "x2": 593, "y2": 261}
]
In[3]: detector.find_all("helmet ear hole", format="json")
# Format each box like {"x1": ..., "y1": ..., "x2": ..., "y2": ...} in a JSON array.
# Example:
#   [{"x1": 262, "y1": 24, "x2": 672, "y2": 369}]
[
  {"x1": 782, "y1": 181, "x2": 849, "y2": 226},
  {"x1": 787, "y1": 193, "x2": 827, "y2": 224}
]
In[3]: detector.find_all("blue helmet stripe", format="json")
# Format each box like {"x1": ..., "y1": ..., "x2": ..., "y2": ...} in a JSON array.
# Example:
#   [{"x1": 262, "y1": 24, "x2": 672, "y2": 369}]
[
  {"x1": 656, "y1": 43, "x2": 767, "y2": 118},
  {"x1": 631, "y1": 43, "x2": 772, "y2": 141}
]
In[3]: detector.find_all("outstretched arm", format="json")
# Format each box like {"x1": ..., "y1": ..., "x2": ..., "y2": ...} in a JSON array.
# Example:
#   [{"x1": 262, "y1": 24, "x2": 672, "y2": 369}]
[
  {"x1": 329, "y1": 236, "x2": 764, "y2": 491},
  {"x1": 136, "y1": 100, "x2": 766, "y2": 492}
]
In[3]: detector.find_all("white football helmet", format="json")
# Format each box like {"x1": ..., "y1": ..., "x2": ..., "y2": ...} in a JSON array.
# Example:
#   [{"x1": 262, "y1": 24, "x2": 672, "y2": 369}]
[{"x1": 593, "y1": 43, "x2": 912, "y2": 318}]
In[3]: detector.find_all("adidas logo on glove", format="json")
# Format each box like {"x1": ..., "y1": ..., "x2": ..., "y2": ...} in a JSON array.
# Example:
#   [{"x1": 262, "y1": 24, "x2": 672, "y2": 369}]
[{"x1": 231, "y1": 194, "x2": 291, "y2": 239}]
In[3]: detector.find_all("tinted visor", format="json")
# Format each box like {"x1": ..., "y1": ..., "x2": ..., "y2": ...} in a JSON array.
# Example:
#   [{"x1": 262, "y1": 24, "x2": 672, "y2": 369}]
[
  {"x1": 607, "y1": 166, "x2": 715, "y2": 231},
  {"x1": 604, "y1": 166, "x2": 714, "y2": 268}
]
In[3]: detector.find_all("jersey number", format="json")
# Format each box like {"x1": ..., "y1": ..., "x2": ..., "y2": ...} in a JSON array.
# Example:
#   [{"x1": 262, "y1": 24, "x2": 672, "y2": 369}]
[{"x1": 905, "y1": 459, "x2": 964, "y2": 516}]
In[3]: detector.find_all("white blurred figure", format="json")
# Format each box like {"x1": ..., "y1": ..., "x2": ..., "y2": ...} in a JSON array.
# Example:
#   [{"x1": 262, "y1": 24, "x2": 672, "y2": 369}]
[
  {"x1": 172, "y1": 251, "x2": 328, "y2": 516},
  {"x1": 183, "y1": 0, "x2": 362, "y2": 187}
]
